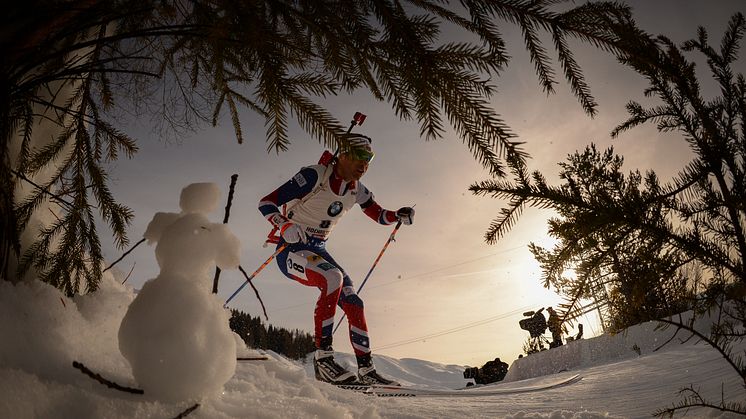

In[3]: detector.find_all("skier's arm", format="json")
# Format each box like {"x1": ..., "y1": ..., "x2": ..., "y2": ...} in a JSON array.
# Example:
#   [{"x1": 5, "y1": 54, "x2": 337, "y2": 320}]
[
  {"x1": 357, "y1": 185, "x2": 414, "y2": 225},
  {"x1": 258, "y1": 167, "x2": 317, "y2": 227},
  {"x1": 360, "y1": 196, "x2": 399, "y2": 225}
]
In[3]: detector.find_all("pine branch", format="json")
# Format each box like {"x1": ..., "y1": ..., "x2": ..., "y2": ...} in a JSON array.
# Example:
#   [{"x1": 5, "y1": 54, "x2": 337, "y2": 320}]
[
  {"x1": 10, "y1": 169, "x2": 75, "y2": 209},
  {"x1": 103, "y1": 237, "x2": 146, "y2": 273},
  {"x1": 485, "y1": 198, "x2": 526, "y2": 244},
  {"x1": 1, "y1": 0, "x2": 645, "y2": 294},
  {"x1": 656, "y1": 316, "x2": 743, "y2": 377},
  {"x1": 519, "y1": 15, "x2": 556, "y2": 94},
  {"x1": 552, "y1": 27, "x2": 597, "y2": 116},
  {"x1": 719, "y1": 13, "x2": 745, "y2": 65},
  {"x1": 284, "y1": 90, "x2": 346, "y2": 151}
]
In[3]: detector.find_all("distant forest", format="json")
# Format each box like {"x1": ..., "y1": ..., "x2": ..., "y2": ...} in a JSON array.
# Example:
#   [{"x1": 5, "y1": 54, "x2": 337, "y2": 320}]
[{"x1": 229, "y1": 310, "x2": 315, "y2": 360}]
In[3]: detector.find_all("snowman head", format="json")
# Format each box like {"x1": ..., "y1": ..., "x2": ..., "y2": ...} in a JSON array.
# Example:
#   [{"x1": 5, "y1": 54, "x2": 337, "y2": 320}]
[
  {"x1": 179, "y1": 183, "x2": 221, "y2": 214},
  {"x1": 144, "y1": 183, "x2": 241, "y2": 281}
]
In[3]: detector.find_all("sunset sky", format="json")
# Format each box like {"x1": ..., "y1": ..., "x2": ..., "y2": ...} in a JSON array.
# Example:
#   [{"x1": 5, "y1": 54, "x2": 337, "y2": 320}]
[{"x1": 100, "y1": 1, "x2": 745, "y2": 366}]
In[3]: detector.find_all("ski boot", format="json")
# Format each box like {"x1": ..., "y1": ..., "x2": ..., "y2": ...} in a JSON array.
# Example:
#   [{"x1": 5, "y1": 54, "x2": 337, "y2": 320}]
[
  {"x1": 357, "y1": 354, "x2": 400, "y2": 386},
  {"x1": 313, "y1": 348, "x2": 358, "y2": 384}
]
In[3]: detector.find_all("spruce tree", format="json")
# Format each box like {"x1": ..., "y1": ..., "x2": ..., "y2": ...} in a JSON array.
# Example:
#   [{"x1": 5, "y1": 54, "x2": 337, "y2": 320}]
[
  {"x1": 3, "y1": 0, "x2": 631, "y2": 293},
  {"x1": 471, "y1": 12, "x2": 745, "y2": 325},
  {"x1": 470, "y1": 12, "x2": 745, "y2": 416}
]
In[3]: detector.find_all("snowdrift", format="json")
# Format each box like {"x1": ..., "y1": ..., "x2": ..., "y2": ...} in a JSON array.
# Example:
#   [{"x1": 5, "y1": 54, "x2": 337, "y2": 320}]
[
  {"x1": 505, "y1": 309, "x2": 717, "y2": 382},
  {"x1": 1, "y1": 275, "x2": 738, "y2": 418}
]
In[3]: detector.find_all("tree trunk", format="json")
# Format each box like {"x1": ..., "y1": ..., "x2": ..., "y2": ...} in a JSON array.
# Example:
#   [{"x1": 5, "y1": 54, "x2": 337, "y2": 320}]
[{"x1": 0, "y1": 78, "x2": 20, "y2": 283}]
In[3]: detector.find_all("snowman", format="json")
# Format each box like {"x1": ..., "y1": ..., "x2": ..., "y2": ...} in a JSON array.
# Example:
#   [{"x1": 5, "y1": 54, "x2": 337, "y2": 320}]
[{"x1": 118, "y1": 183, "x2": 241, "y2": 401}]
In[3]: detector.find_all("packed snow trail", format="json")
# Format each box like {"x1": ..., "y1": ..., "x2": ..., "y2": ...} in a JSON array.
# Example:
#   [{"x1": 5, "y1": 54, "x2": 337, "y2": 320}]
[{"x1": 335, "y1": 373, "x2": 581, "y2": 397}]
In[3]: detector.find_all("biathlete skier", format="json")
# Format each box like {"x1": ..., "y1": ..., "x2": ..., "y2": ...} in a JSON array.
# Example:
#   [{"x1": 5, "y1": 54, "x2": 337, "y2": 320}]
[{"x1": 258, "y1": 134, "x2": 414, "y2": 385}]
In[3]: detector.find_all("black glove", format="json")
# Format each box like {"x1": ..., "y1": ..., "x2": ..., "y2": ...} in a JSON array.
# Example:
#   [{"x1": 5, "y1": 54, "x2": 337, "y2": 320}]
[{"x1": 396, "y1": 207, "x2": 415, "y2": 225}]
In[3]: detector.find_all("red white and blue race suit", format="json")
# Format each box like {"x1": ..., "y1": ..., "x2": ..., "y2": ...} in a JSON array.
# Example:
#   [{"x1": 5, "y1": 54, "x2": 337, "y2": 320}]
[{"x1": 258, "y1": 164, "x2": 399, "y2": 364}]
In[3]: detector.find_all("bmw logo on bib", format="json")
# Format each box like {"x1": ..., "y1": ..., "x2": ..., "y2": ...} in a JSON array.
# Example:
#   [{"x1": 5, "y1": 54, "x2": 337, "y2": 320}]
[{"x1": 327, "y1": 201, "x2": 343, "y2": 217}]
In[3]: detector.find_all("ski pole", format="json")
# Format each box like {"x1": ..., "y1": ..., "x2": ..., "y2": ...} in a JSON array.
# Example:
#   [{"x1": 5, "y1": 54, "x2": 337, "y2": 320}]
[
  {"x1": 333, "y1": 220, "x2": 403, "y2": 335},
  {"x1": 223, "y1": 243, "x2": 288, "y2": 308}
]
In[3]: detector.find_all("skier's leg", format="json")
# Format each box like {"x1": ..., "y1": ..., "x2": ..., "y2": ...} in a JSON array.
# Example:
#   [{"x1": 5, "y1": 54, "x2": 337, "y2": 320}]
[
  {"x1": 308, "y1": 265, "x2": 344, "y2": 348},
  {"x1": 289, "y1": 247, "x2": 390, "y2": 384},
  {"x1": 337, "y1": 277, "x2": 370, "y2": 362},
  {"x1": 337, "y1": 275, "x2": 400, "y2": 386},
  {"x1": 277, "y1": 247, "x2": 357, "y2": 383},
  {"x1": 277, "y1": 248, "x2": 344, "y2": 348}
]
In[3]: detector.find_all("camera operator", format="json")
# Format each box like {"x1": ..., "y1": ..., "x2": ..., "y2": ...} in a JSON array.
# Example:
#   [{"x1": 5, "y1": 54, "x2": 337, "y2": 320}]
[{"x1": 463, "y1": 357, "x2": 509, "y2": 385}]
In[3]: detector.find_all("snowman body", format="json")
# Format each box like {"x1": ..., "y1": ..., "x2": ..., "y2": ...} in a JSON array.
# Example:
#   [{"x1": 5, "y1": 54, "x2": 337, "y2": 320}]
[{"x1": 118, "y1": 183, "x2": 241, "y2": 401}]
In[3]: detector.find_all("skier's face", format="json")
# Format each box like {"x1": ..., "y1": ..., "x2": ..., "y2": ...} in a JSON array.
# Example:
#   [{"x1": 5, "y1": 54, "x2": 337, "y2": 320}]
[{"x1": 336, "y1": 153, "x2": 369, "y2": 181}]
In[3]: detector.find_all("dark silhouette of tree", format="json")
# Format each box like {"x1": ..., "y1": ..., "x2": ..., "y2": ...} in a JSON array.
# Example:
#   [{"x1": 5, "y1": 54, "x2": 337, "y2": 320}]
[
  {"x1": 230, "y1": 309, "x2": 315, "y2": 360},
  {"x1": 471, "y1": 11, "x2": 745, "y2": 416},
  {"x1": 477, "y1": 144, "x2": 693, "y2": 331},
  {"x1": 604, "y1": 235, "x2": 693, "y2": 332},
  {"x1": 2, "y1": 0, "x2": 632, "y2": 294}
]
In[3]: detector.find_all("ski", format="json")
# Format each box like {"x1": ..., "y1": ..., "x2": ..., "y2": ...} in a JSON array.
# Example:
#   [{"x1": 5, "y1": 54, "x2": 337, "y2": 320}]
[
  {"x1": 333, "y1": 373, "x2": 582, "y2": 398},
  {"x1": 334, "y1": 383, "x2": 417, "y2": 397}
]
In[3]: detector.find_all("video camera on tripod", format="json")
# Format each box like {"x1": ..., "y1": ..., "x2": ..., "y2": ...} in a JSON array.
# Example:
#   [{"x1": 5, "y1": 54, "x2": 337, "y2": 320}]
[
  {"x1": 463, "y1": 357, "x2": 509, "y2": 385},
  {"x1": 519, "y1": 308, "x2": 547, "y2": 338}
]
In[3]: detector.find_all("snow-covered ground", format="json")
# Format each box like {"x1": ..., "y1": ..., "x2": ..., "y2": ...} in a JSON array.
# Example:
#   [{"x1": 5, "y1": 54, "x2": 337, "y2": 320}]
[
  {"x1": 1, "y1": 182, "x2": 741, "y2": 418},
  {"x1": 1, "y1": 274, "x2": 743, "y2": 419}
]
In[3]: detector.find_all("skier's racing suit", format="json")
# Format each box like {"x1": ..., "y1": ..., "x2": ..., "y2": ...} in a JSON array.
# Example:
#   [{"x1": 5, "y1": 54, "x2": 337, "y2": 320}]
[{"x1": 258, "y1": 164, "x2": 399, "y2": 364}]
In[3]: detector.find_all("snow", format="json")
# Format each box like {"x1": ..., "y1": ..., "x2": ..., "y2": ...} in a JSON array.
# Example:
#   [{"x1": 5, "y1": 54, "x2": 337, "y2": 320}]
[
  {"x1": 2, "y1": 274, "x2": 743, "y2": 418},
  {"x1": 1, "y1": 183, "x2": 742, "y2": 417}
]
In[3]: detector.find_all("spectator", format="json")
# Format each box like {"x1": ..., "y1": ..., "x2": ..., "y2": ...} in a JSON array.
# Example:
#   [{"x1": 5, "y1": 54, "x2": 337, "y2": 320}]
[{"x1": 547, "y1": 307, "x2": 563, "y2": 348}]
